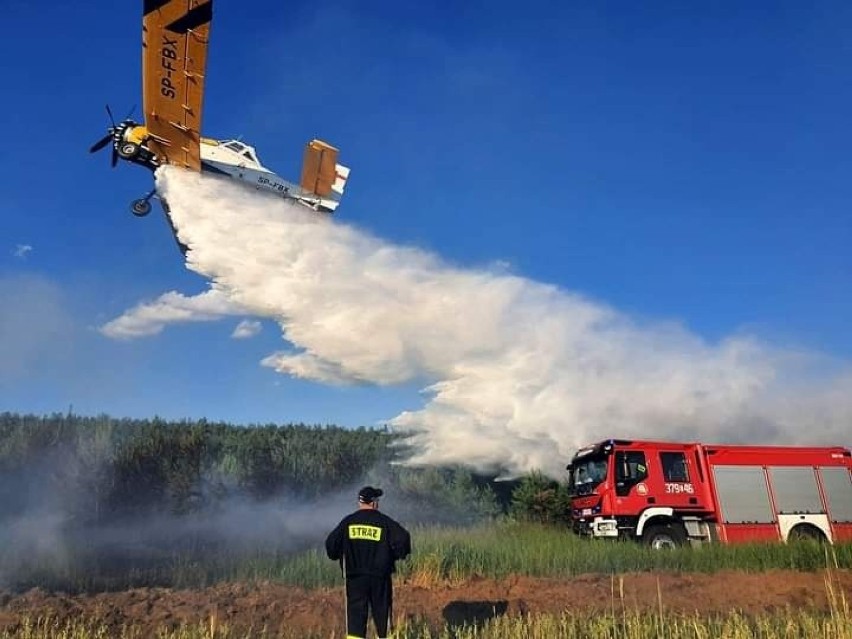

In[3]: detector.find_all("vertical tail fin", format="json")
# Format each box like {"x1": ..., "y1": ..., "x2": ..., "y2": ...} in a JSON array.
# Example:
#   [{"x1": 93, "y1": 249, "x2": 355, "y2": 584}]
[
  {"x1": 300, "y1": 139, "x2": 339, "y2": 197},
  {"x1": 299, "y1": 139, "x2": 351, "y2": 213}
]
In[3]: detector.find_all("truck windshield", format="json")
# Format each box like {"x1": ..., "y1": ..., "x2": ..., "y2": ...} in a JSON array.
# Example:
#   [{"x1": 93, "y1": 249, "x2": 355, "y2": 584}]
[{"x1": 570, "y1": 457, "x2": 608, "y2": 495}]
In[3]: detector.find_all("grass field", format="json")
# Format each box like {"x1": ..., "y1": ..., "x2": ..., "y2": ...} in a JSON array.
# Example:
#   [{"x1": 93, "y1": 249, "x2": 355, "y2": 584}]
[
  {"x1": 4, "y1": 605, "x2": 850, "y2": 639},
  {"x1": 3, "y1": 524, "x2": 851, "y2": 638},
  {"x1": 7, "y1": 522, "x2": 851, "y2": 592},
  {"x1": 167, "y1": 522, "x2": 852, "y2": 589}
]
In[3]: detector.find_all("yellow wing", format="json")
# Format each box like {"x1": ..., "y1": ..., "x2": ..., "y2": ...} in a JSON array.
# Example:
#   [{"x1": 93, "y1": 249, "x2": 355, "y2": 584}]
[{"x1": 142, "y1": 0, "x2": 212, "y2": 171}]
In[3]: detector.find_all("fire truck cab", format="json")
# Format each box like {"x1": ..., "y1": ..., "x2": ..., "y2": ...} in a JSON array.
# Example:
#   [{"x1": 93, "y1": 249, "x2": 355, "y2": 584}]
[{"x1": 568, "y1": 439, "x2": 852, "y2": 548}]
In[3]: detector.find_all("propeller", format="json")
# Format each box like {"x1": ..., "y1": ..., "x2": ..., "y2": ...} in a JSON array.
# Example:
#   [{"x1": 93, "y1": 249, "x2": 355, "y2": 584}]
[
  {"x1": 89, "y1": 104, "x2": 131, "y2": 168},
  {"x1": 88, "y1": 133, "x2": 112, "y2": 154}
]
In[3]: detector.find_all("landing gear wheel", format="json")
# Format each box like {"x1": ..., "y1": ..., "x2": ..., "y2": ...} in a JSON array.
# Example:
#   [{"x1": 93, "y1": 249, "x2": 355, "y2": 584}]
[
  {"x1": 642, "y1": 523, "x2": 686, "y2": 550},
  {"x1": 131, "y1": 199, "x2": 152, "y2": 217},
  {"x1": 118, "y1": 142, "x2": 140, "y2": 159}
]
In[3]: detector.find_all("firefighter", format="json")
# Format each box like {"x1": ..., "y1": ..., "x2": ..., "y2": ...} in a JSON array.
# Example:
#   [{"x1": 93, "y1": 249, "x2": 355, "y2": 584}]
[{"x1": 325, "y1": 486, "x2": 411, "y2": 639}]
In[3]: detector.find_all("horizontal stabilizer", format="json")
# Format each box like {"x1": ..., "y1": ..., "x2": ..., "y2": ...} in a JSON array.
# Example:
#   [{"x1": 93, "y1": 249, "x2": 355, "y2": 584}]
[{"x1": 332, "y1": 164, "x2": 350, "y2": 198}]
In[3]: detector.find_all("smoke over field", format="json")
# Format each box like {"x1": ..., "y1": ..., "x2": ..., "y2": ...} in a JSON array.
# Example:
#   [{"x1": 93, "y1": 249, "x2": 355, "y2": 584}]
[
  {"x1": 99, "y1": 168, "x2": 852, "y2": 476},
  {"x1": 0, "y1": 413, "x2": 501, "y2": 592}
]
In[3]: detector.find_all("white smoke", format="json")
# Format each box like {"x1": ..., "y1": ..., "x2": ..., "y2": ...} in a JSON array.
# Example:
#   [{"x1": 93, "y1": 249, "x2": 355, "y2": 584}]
[
  {"x1": 104, "y1": 167, "x2": 852, "y2": 476},
  {"x1": 100, "y1": 289, "x2": 247, "y2": 339}
]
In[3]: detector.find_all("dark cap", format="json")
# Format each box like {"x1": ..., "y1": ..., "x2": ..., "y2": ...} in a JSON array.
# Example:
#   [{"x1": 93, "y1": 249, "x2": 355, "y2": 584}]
[{"x1": 358, "y1": 486, "x2": 383, "y2": 504}]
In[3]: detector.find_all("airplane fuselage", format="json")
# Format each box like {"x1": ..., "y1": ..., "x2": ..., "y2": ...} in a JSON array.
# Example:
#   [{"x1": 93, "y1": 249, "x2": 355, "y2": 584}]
[
  {"x1": 118, "y1": 126, "x2": 343, "y2": 213},
  {"x1": 198, "y1": 140, "x2": 338, "y2": 212}
]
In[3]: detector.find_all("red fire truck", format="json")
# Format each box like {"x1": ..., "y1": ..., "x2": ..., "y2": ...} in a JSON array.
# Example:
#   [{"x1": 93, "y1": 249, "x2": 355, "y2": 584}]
[{"x1": 568, "y1": 439, "x2": 852, "y2": 547}]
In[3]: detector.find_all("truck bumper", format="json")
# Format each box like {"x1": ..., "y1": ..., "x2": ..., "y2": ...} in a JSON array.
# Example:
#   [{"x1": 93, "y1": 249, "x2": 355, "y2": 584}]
[{"x1": 575, "y1": 517, "x2": 619, "y2": 538}]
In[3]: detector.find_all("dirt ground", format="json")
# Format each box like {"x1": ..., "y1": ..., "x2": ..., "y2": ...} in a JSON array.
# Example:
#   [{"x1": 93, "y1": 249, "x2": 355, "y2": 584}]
[{"x1": 0, "y1": 570, "x2": 849, "y2": 635}]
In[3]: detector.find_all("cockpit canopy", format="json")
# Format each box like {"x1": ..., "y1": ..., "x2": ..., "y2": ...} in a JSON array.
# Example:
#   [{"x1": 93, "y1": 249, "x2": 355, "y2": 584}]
[{"x1": 222, "y1": 140, "x2": 260, "y2": 164}]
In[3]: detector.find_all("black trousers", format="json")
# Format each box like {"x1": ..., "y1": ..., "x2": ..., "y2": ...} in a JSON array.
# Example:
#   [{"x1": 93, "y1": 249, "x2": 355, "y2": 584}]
[{"x1": 345, "y1": 574, "x2": 393, "y2": 638}]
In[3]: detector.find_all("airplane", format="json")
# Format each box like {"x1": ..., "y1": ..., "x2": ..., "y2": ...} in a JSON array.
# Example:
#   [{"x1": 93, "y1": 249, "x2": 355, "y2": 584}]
[{"x1": 88, "y1": 0, "x2": 350, "y2": 223}]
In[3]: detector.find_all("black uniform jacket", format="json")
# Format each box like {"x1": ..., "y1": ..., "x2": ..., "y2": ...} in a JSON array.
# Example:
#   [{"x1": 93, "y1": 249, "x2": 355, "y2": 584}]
[{"x1": 325, "y1": 509, "x2": 411, "y2": 577}]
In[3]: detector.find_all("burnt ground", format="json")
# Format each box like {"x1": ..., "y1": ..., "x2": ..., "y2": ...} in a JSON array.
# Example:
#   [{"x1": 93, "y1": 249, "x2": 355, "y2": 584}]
[{"x1": 0, "y1": 570, "x2": 849, "y2": 635}]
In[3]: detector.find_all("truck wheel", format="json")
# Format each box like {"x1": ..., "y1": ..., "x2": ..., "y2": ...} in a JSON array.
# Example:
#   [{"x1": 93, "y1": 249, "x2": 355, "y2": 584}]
[
  {"x1": 642, "y1": 523, "x2": 686, "y2": 549},
  {"x1": 787, "y1": 524, "x2": 827, "y2": 544}
]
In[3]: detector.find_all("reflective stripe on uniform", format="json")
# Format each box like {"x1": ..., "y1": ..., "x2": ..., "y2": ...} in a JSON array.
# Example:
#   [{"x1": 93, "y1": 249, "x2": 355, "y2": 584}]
[{"x1": 348, "y1": 524, "x2": 382, "y2": 541}]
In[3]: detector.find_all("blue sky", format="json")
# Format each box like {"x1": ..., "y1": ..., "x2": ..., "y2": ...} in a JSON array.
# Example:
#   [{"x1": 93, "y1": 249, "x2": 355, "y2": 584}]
[{"x1": 1, "y1": 0, "x2": 850, "y2": 428}]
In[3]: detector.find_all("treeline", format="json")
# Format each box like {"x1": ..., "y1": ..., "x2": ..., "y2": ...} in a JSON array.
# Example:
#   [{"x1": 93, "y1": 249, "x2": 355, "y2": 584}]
[
  {"x1": 0, "y1": 412, "x2": 575, "y2": 591},
  {"x1": 0, "y1": 412, "x2": 567, "y2": 526}
]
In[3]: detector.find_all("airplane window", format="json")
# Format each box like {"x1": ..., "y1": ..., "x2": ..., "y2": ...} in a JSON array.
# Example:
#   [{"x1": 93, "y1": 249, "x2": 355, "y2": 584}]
[
  {"x1": 226, "y1": 142, "x2": 244, "y2": 152},
  {"x1": 242, "y1": 151, "x2": 254, "y2": 160}
]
